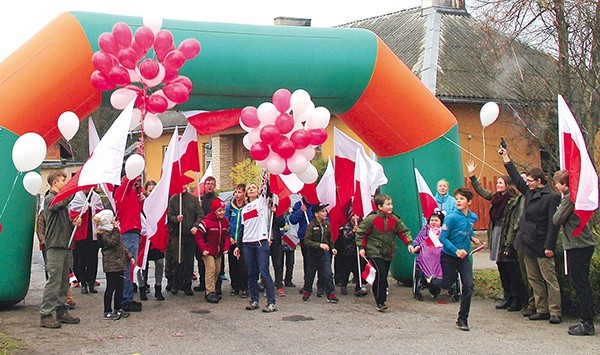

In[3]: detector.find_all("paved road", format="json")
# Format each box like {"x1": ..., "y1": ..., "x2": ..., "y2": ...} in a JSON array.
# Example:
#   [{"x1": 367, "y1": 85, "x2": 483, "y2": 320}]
[{"x1": 0, "y1": 247, "x2": 596, "y2": 354}]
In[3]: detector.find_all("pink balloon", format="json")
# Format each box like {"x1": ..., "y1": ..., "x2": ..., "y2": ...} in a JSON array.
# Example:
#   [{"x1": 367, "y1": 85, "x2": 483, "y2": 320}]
[
  {"x1": 139, "y1": 58, "x2": 160, "y2": 80},
  {"x1": 154, "y1": 30, "x2": 174, "y2": 53},
  {"x1": 135, "y1": 94, "x2": 147, "y2": 110},
  {"x1": 108, "y1": 66, "x2": 130, "y2": 87},
  {"x1": 272, "y1": 137, "x2": 296, "y2": 159},
  {"x1": 178, "y1": 38, "x2": 201, "y2": 60},
  {"x1": 124, "y1": 84, "x2": 143, "y2": 96},
  {"x1": 169, "y1": 75, "x2": 193, "y2": 92},
  {"x1": 92, "y1": 51, "x2": 114, "y2": 75},
  {"x1": 134, "y1": 26, "x2": 155, "y2": 51},
  {"x1": 309, "y1": 128, "x2": 328, "y2": 146},
  {"x1": 290, "y1": 129, "x2": 312, "y2": 149},
  {"x1": 118, "y1": 47, "x2": 138, "y2": 69},
  {"x1": 275, "y1": 113, "x2": 294, "y2": 134},
  {"x1": 155, "y1": 43, "x2": 175, "y2": 62},
  {"x1": 240, "y1": 106, "x2": 260, "y2": 128},
  {"x1": 131, "y1": 40, "x2": 147, "y2": 61},
  {"x1": 250, "y1": 141, "x2": 270, "y2": 161},
  {"x1": 163, "y1": 50, "x2": 186, "y2": 70},
  {"x1": 272, "y1": 88, "x2": 291, "y2": 113},
  {"x1": 98, "y1": 32, "x2": 120, "y2": 56},
  {"x1": 162, "y1": 82, "x2": 189, "y2": 104},
  {"x1": 260, "y1": 125, "x2": 282, "y2": 145},
  {"x1": 112, "y1": 22, "x2": 133, "y2": 47},
  {"x1": 147, "y1": 93, "x2": 168, "y2": 114},
  {"x1": 163, "y1": 68, "x2": 179, "y2": 83},
  {"x1": 90, "y1": 70, "x2": 115, "y2": 91}
]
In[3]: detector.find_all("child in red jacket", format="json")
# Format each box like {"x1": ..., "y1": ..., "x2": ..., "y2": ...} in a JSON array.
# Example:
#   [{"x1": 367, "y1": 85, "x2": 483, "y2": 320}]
[{"x1": 196, "y1": 199, "x2": 231, "y2": 303}]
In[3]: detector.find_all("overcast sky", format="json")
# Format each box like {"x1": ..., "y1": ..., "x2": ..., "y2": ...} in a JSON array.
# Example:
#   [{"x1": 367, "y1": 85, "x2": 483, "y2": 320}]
[{"x1": 0, "y1": 0, "x2": 423, "y2": 61}]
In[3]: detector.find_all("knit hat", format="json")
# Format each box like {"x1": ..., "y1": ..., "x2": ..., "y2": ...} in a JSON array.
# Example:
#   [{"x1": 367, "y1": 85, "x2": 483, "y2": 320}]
[
  {"x1": 210, "y1": 198, "x2": 226, "y2": 213},
  {"x1": 93, "y1": 209, "x2": 114, "y2": 231}
]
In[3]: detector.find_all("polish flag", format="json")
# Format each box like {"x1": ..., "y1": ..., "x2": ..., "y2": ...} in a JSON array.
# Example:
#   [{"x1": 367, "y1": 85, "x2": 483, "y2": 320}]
[
  {"x1": 193, "y1": 161, "x2": 213, "y2": 197},
  {"x1": 130, "y1": 264, "x2": 142, "y2": 282},
  {"x1": 143, "y1": 128, "x2": 180, "y2": 253},
  {"x1": 183, "y1": 109, "x2": 243, "y2": 135},
  {"x1": 270, "y1": 174, "x2": 301, "y2": 216},
  {"x1": 414, "y1": 167, "x2": 438, "y2": 221},
  {"x1": 558, "y1": 95, "x2": 599, "y2": 236},
  {"x1": 88, "y1": 117, "x2": 115, "y2": 210},
  {"x1": 69, "y1": 272, "x2": 78, "y2": 284},
  {"x1": 282, "y1": 223, "x2": 300, "y2": 249},
  {"x1": 51, "y1": 100, "x2": 134, "y2": 206},
  {"x1": 353, "y1": 147, "x2": 374, "y2": 217},
  {"x1": 316, "y1": 157, "x2": 344, "y2": 241},
  {"x1": 362, "y1": 260, "x2": 377, "y2": 285},
  {"x1": 171, "y1": 123, "x2": 200, "y2": 196}
]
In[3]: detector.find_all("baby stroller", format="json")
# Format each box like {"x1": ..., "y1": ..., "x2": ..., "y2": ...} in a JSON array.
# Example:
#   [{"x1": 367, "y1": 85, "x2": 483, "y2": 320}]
[{"x1": 412, "y1": 242, "x2": 461, "y2": 301}]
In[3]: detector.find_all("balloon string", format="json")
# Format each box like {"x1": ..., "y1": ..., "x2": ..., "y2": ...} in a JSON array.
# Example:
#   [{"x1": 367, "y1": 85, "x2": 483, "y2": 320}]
[
  {"x1": 0, "y1": 172, "x2": 21, "y2": 220},
  {"x1": 441, "y1": 135, "x2": 503, "y2": 175},
  {"x1": 478, "y1": 127, "x2": 486, "y2": 180}
]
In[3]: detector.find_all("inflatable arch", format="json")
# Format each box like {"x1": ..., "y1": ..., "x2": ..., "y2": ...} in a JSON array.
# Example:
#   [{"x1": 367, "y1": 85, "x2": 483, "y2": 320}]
[{"x1": 0, "y1": 12, "x2": 462, "y2": 306}]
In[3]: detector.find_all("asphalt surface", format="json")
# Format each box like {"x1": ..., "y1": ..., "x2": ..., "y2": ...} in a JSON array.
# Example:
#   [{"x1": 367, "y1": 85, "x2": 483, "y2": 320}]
[{"x1": 0, "y1": 246, "x2": 597, "y2": 354}]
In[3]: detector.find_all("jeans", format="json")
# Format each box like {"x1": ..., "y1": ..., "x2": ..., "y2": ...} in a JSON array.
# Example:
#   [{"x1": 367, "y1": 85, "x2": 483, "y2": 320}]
[
  {"x1": 567, "y1": 246, "x2": 595, "y2": 323},
  {"x1": 303, "y1": 249, "x2": 335, "y2": 296},
  {"x1": 122, "y1": 231, "x2": 140, "y2": 303},
  {"x1": 243, "y1": 241, "x2": 275, "y2": 305},
  {"x1": 434, "y1": 253, "x2": 474, "y2": 322}
]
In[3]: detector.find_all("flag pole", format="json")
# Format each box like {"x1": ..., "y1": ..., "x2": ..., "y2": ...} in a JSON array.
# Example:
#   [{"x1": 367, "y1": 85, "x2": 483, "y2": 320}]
[
  {"x1": 354, "y1": 218, "x2": 363, "y2": 289},
  {"x1": 68, "y1": 189, "x2": 94, "y2": 249},
  {"x1": 411, "y1": 159, "x2": 424, "y2": 226},
  {"x1": 176, "y1": 126, "x2": 183, "y2": 264}
]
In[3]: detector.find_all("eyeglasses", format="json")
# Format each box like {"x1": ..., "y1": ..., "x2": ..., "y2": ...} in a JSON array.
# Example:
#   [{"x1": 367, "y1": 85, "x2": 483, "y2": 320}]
[{"x1": 525, "y1": 178, "x2": 536, "y2": 183}]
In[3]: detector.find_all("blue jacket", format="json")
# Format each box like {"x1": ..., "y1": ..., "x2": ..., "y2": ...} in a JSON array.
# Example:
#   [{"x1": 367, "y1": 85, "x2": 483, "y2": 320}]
[
  {"x1": 439, "y1": 209, "x2": 478, "y2": 256},
  {"x1": 289, "y1": 198, "x2": 313, "y2": 241},
  {"x1": 435, "y1": 193, "x2": 457, "y2": 215},
  {"x1": 225, "y1": 202, "x2": 244, "y2": 243}
]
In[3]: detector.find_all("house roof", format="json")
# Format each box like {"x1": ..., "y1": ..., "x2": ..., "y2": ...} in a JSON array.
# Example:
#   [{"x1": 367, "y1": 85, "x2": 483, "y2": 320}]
[{"x1": 337, "y1": 7, "x2": 557, "y2": 103}]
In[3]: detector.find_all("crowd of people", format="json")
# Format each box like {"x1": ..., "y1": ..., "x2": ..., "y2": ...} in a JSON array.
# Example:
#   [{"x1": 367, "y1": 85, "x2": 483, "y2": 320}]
[{"x1": 36, "y1": 145, "x2": 596, "y2": 336}]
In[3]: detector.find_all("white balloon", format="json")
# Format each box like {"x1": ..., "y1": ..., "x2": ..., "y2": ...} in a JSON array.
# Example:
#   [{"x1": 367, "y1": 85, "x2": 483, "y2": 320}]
[
  {"x1": 290, "y1": 89, "x2": 311, "y2": 114},
  {"x1": 12, "y1": 132, "x2": 47, "y2": 172},
  {"x1": 110, "y1": 88, "x2": 138, "y2": 110},
  {"x1": 306, "y1": 106, "x2": 330, "y2": 129},
  {"x1": 297, "y1": 146, "x2": 315, "y2": 161},
  {"x1": 142, "y1": 18, "x2": 163, "y2": 35},
  {"x1": 57, "y1": 111, "x2": 79, "y2": 141},
  {"x1": 480, "y1": 102, "x2": 500, "y2": 128},
  {"x1": 256, "y1": 156, "x2": 268, "y2": 169},
  {"x1": 130, "y1": 108, "x2": 143, "y2": 130},
  {"x1": 129, "y1": 68, "x2": 141, "y2": 83},
  {"x1": 287, "y1": 153, "x2": 309, "y2": 174},
  {"x1": 266, "y1": 154, "x2": 285, "y2": 175},
  {"x1": 143, "y1": 113, "x2": 163, "y2": 139},
  {"x1": 143, "y1": 63, "x2": 165, "y2": 88},
  {"x1": 295, "y1": 103, "x2": 315, "y2": 123},
  {"x1": 257, "y1": 102, "x2": 278, "y2": 125},
  {"x1": 242, "y1": 133, "x2": 252, "y2": 150},
  {"x1": 22, "y1": 171, "x2": 42, "y2": 195},
  {"x1": 125, "y1": 154, "x2": 145, "y2": 180},
  {"x1": 297, "y1": 163, "x2": 318, "y2": 184}
]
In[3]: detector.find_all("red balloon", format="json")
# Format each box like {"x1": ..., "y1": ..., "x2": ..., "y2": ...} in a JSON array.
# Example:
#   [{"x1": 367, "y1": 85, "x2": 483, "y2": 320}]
[
  {"x1": 275, "y1": 113, "x2": 294, "y2": 134},
  {"x1": 155, "y1": 43, "x2": 175, "y2": 62},
  {"x1": 0, "y1": 222, "x2": 2, "y2": 234},
  {"x1": 125, "y1": 84, "x2": 143, "y2": 95},
  {"x1": 118, "y1": 47, "x2": 138, "y2": 69},
  {"x1": 169, "y1": 76, "x2": 193, "y2": 92},
  {"x1": 178, "y1": 38, "x2": 201, "y2": 60},
  {"x1": 108, "y1": 66, "x2": 130, "y2": 87},
  {"x1": 240, "y1": 106, "x2": 260, "y2": 128},
  {"x1": 134, "y1": 26, "x2": 155, "y2": 51},
  {"x1": 112, "y1": 22, "x2": 133, "y2": 47},
  {"x1": 147, "y1": 93, "x2": 168, "y2": 114},
  {"x1": 154, "y1": 30, "x2": 174, "y2": 52},
  {"x1": 162, "y1": 83, "x2": 189, "y2": 104},
  {"x1": 135, "y1": 93, "x2": 147, "y2": 109},
  {"x1": 131, "y1": 40, "x2": 147, "y2": 61},
  {"x1": 260, "y1": 125, "x2": 282, "y2": 145},
  {"x1": 92, "y1": 51, "x2": 114, "y2": 75},
  {"x1": 272, "y1": 88, "x2": 291, "y2": 113},
  {"x1": 90, "y1": 70, "x2": 115, "y2": 91},
  {"x1": 163, "y1": 68, "x2": 179, "y2": 83},
  {"x1": 309, "y1": 128, "x2": 328, "y2": 146},
  {"x1": 250, "y1": 141, "x2": 270, "y2": 161},
  {"x1": 139, "y1": 58, "x2": 160, "y2": 80},
  {"x1": 163, "y1": 50, "x2": 186, "y2": 70},
  {"x1": 98, "y1": 32, "x2": 120, "y2": 56},
  {"x1": 290, "y1": 129, "x2": 311, "y2": 149},
  {"x1": 272, "y1": 137, "x2": 296, "y2": 159}
]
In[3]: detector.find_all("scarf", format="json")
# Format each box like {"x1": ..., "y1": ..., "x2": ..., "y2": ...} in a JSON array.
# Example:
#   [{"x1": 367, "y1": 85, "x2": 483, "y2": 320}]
[{"x1": 489, "y1": 192, "x2": 510, "y2": 223}]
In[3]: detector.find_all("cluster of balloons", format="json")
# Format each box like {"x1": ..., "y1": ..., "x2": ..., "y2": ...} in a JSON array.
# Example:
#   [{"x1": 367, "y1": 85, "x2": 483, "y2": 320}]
[
  {"x1": 241, "y1": 89, "x2": 330, "y2": 183},
  {"x1": 90, "y1": 19, "x2": 201, "y2": 139},
  {"x1": 12, "y1": 133, "x2": 47, "y2": 196}
]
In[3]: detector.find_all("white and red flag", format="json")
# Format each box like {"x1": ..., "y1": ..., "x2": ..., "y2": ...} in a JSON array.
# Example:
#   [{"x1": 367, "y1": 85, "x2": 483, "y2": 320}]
[
  {"x1": 282, "y1": 222, "x2": 300, "y2": 249},
  {"x1": 51, "y1": 100, "x2": 134, "y2": 206},
  {"x1": 362, "y1": 259, "x2": 377, "y2": 285},
  {"x1": 316, "y1": 157, "x2": 345, "y2": 241},
  {"x1": 193, "y1": 162, "x2": 213, "y2": 197},
  {"x1": 270, "y1": 173, "x2": 303, "y2": 216},
  {"x1": 414, "y1": 167, "x2": 438, "y2": 221},
  {"x1": 183, "y1": 109, "x2": 243, "y2": 135},
  {"x1": 557, "y1": 95, "x2": 599, "y2": 236},
  {"x1": 88, "y1": 116, "x2": 115, "y2": 210},
  {"x1": 353, "y1": 147, "x2": 374, "y2": 217},
  {"x1": 171, "y1": 123, "x2": 200, "y2": 195}
]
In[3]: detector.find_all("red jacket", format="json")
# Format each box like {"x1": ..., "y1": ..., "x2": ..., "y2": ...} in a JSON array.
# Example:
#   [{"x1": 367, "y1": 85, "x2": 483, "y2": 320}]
[
  {"x1": 195, "y1": 213, "x2": 231, "y2": 257},
  {"x1": 114, "y1": 177, "x2": 143, "y2": 234}
]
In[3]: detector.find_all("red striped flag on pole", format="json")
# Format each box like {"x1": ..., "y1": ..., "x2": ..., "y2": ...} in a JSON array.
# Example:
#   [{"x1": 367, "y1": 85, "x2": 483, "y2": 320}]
[{"x1": 414, "y1": 167, "x2": 437, "y2": 221}]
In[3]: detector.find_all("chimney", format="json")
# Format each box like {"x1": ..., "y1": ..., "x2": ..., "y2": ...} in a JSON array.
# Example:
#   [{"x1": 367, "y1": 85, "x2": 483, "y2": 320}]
[
  {"x1": 422, "y1": 0, "x2": 466, "y2": 10},
  {"x1": 274, "y1": 17, "x2": 312, "y2": 27}
]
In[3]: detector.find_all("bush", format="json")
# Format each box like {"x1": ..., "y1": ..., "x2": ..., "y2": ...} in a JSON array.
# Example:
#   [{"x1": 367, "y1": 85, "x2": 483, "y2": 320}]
[
  {"x1": 230, "y1": 158, "x2": 262, "y2": 186},
  {"x1": 473, "y1": 269, "x2": 503, "y2": 299}
]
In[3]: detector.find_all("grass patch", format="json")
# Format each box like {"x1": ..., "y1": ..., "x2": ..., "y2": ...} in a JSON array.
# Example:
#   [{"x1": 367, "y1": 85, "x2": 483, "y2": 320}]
[
  {"x1": 473, "y1": 269, "x2": 503, "y2": 300},
  {"x1": 0, "y1": 330, "x2": 24, "y2": 354}
]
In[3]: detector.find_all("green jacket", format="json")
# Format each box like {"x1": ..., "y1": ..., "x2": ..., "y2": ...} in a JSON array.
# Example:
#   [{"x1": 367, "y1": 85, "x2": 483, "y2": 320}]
[
  {"x1": 552, "y1": 192, "x2": 596, "y2": 250},
  {"x1": 355, "y1": 211, "x2": 412, "y2": 261},
  {"x1": 99, "y1": 228, "x2": 134, "y2": 273},
  {"x1": 304, "y1": 219, "x2": 334, "y2": 251},
  {"x1": 43, "y1": 190, "x2": 74, "y2": 249},
  {"x1": 167, "y1": 191, "x2": 204, "y2": 238}
]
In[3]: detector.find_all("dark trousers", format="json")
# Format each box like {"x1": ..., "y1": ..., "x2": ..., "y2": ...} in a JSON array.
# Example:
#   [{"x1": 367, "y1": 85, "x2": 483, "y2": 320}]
[
  {"x1": 228, "y1": 247, "x2": 247, "y2": 292},
  {"x1": 434, "y1": 253, "x2": 474, "y2": 322},
  {"x1": 194, "y1": 246, "x2": 206, "y2": 290},
  {"x1": 73, "y1": 239, "x2": 99, "y2": 286},
  {"x1": 104, "y1": 271, "x2": 124, "y2": 313},
  {"x1": 338, "y1": 254, "x2": 364, "y2": 291},
  {"x1": 370, "y1": 257, "x2": 391, "y2": 305},
  {"x1": 173, "y1": 237, "x2": 196, "y2": 291},
  {"x1": 497, "y1": 261, "x2": 525, "y2": 300},
  {"x1": 283, "y1": 249, "x2": 295, "y2": 285},
  {"x1": 270, "y1": 239, "x2": 284, "y2": 289},
  {"x1": 567, "y1": 246, "x2": 595, "y2": 323},
  {"x1": 303, "y1": 249, "x2": 334, "y2": 296},
  {"x1": 300, "y1": 239, "x2": 323, "y2": 291}
]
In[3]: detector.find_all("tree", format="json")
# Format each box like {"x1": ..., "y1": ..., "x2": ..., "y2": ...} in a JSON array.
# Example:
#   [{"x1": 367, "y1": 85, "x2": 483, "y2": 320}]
[{"x1": 230, "y1": 158, "x2": 262, "y2": 186}]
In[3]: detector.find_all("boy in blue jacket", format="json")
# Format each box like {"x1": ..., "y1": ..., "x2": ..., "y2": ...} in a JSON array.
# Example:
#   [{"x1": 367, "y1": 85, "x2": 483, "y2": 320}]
[{"x1": 432, "y1": 187, "x2": 481, "y2": 331}]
